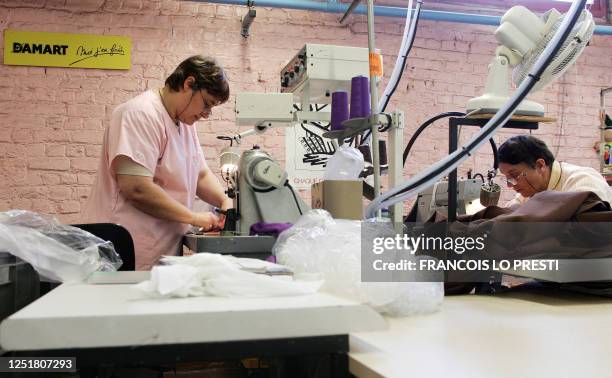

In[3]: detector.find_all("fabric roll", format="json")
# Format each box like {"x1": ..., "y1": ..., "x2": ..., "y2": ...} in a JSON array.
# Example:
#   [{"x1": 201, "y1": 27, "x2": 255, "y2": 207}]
[
  {"x1": 330, "y1": 91, "x2": 349, "y2": 131},
  {"x1": 350, "y1": 76, "x2": 371, "y2": 118}
]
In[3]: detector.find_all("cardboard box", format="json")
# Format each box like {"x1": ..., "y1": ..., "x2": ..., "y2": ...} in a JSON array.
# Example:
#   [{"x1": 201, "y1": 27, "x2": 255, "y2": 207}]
[{"x1": 311, "y1": 180, "x2": 363, "y2": 220}]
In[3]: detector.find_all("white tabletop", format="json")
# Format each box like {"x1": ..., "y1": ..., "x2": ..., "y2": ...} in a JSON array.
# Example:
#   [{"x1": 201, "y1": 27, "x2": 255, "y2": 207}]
[
  {"x1": 349, "y1": 290, "x2": 612, "y2": 378},
  {"x1": 0, "y1": 283, "x2": 386, "y2": 351}
]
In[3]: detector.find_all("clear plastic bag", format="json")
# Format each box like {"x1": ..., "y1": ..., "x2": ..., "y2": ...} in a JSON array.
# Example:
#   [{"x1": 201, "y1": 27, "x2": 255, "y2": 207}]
[
  {"x1": 0, "y1": 210, "x2": 122, "y2": 283},
  {"x1": 273, "y1": 210, "x2": 443, "y2": 317},
  {"x1": 323, "y1": 146, "x2": 364, "y2": 180}
]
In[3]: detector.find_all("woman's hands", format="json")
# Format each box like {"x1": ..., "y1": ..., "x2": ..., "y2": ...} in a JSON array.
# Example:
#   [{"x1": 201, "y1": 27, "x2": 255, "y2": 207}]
[
  {"x1": 190, "y1": 198, "x2": 234, "y2": 232},
  {"x1": 190, "y1": 212, "x2": 221, "y2": 232}
]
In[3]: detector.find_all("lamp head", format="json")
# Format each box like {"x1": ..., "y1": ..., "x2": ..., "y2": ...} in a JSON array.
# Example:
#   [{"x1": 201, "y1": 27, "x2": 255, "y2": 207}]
[{"x1": 220, "y1": 146, "x2": 240, "y2": 186}]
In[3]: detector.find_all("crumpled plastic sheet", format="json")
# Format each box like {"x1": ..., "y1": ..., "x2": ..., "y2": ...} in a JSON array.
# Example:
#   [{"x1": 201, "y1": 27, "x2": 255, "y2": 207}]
[
  {"x1": 273, "y1": 210, "x2": 444, "y2": 317},
  {"x1": 133, "y1": 253, "x2": 323, "y2": 298},
  {"x1": 323, "y1": 145, "x2": 364, "y2": 180},
  {"x1": 0, "y1": 210, "x2": 122, "y2": 283}
]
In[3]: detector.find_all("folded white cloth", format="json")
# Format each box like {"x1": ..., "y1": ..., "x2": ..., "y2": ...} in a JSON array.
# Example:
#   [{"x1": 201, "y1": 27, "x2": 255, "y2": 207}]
[
  {"x1": 161, "y1": 253, "x2": 290, "y2": 274},
  {"x1": 133, "y1": 253, "x2": 322, "y2": 298}
]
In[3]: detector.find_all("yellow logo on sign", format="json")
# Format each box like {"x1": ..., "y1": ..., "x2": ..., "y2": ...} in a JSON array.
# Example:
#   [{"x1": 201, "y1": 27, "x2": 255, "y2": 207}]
[{"x1": 4, "y1": 30, "x2": 131, "y2": 70}]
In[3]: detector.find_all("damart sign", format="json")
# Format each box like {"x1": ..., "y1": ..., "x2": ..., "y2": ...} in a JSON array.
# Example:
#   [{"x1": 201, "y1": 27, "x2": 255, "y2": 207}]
[
  {"x1": 361, "y1": 221, "x2": 612, "y2": 283},
  {"x1": 4, "y1": 30, "x2": 131, "y2": 70}
]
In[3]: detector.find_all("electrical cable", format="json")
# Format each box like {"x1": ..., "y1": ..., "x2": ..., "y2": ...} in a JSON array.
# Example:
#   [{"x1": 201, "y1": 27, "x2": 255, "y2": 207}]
[
  {"x1": 490, "y1": 138, "x2": 499, "y2": 170},
  {"x1": 285, "y1": 180, "x2": 303, "y2": 216},
  {"x1": 366, "y1": 0, "x2": 587, "y2": 217},
  {"x1": 379, "y1": 0, "x2": 421, "y2": 114},
  {"x1": 400, "y1": 111, "x2": 499, "y2": 170},
  {"x1": 360, "y1": 0, "x2": 422, "y2": 146},
  {"x1": 402, "y1": 112, "x2": 466, "y2": 167},
  {"x1": 473, "y1": 173, "x2": 485, "y2": 182}
]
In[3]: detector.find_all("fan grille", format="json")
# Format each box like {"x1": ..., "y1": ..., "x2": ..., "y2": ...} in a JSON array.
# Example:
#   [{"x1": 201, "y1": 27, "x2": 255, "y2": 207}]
[{"x1": 512, "y1": 10, "x2": 594, "y2": 91}]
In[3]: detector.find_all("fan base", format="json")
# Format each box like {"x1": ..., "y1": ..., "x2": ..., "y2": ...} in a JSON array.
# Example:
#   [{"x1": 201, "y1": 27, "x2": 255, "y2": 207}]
[{"x1": 466, "y1": 94, "x2": 544, "y2": 117}]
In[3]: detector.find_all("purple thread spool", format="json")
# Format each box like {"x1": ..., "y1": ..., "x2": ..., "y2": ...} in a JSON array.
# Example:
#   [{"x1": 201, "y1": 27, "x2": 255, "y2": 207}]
[
  {"x1": 330, "y1": 91, "x2": 349, "y2": 131},
  {"x1": 350, "y1": 76, "x2": 371, "y2": 119}
]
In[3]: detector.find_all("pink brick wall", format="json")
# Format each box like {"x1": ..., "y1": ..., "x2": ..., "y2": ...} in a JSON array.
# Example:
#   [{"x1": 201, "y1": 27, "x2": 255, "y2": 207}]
[{"x1": 1, "y1": 0, "x2": 611, "y2": 223}]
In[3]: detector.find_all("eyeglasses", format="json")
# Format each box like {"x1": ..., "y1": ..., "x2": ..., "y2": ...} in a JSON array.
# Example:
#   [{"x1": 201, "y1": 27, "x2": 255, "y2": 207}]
[
  {"x1": 199, "y1": 90, "x2": 216, "y2": 114},
  {"x1": 504, "y1": 171, "x2": 527, "y2": 187}
]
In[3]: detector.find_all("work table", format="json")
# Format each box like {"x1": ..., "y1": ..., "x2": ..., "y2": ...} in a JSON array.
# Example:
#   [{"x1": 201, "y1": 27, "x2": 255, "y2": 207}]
[{"x1": 350, "y1": 289, "x2": 612, "y2": 378}]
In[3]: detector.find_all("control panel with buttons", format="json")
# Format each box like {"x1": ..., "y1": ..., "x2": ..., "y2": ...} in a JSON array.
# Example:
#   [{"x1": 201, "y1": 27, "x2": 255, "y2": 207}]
[{"x1": 279, "y1": 44, "x2": 369, "y2": 104}]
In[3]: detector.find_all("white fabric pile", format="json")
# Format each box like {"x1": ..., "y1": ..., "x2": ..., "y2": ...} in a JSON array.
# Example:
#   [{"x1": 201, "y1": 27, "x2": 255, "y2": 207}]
[{"x1": 133, "y1": 253, "x2": 322, "y2": 298}]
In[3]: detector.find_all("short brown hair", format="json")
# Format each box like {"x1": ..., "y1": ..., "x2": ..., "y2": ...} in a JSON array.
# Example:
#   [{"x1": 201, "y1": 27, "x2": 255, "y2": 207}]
[{"x1": 165, "y1": 55, "x2": 230, "y2": 103}]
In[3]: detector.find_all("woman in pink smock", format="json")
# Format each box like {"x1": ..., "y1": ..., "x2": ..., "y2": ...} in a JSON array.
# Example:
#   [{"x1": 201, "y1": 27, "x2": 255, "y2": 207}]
[{"x1": 84, "y1": 56, "x2": 232, "y2": 270}]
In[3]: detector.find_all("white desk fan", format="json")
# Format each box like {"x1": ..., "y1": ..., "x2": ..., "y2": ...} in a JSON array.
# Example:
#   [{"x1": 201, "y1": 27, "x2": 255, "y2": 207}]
[{"x1": 467, "y1": 5, "x2": 595, "y2": 116}]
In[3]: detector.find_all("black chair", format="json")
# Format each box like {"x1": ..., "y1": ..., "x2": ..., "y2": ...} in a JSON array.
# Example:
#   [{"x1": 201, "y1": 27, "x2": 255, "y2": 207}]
[{"x1": 71, "y1": 223, "x2": 135, "y2": 271}]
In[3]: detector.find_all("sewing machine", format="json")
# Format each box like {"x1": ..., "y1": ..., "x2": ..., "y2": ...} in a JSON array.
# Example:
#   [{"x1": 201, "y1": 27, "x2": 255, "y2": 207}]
[
  {"x1": 412, "y1": 178, "x2": 484, "y2": 222},
  {"x1": 227, "y1": 146, "x2": 309, "y2": 235},
  {"x1": 184, "y1": 147, "x2": 308, "y2": 258}
]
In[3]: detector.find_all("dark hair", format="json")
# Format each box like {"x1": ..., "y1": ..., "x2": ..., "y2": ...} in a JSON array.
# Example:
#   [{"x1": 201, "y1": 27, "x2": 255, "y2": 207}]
[
  {"x1": 165, "y1": 55, "x2": 230, "y2": 103},
  {"x1": 498, "y1": 135, "x2": 555, "y2": 168}
]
